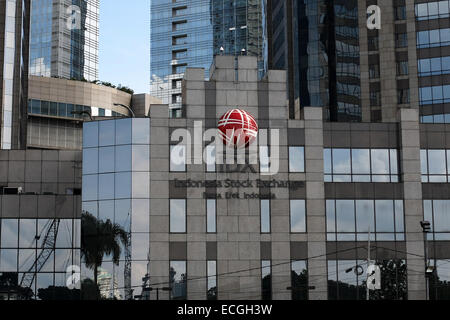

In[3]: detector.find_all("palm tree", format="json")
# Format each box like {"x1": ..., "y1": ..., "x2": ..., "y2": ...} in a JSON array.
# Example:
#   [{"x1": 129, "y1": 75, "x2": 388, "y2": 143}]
[{"x1": 81, "y1": 212, "x2": 129, "y2": 292}]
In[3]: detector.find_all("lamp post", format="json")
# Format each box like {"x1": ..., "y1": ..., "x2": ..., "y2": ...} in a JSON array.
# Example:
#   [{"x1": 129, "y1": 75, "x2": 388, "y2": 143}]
[
  {"x1": 345, "y1": 265, "x2": 365, "y2": 300},
  {"x1": 71, "y1": 110, "x2": 93, "y2": 121},
  {"x1": 420, "y1": 220, "x2": 431, "y2": 300},
  {"x1": 113, "y1": 103, "x2": 136, "y2": 118}
]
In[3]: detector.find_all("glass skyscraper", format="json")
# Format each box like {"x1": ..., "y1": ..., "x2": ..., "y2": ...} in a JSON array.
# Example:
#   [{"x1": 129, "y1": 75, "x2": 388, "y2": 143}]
[
  {"x1": 29, "y1": 0, "x2": 99, "y2": 81},
  {"x1": 150, "y1": 0, "x2": 266, "y2": 118},
  {"x1": 269, "y1": 0, "x2": 362, "y2": 121}
]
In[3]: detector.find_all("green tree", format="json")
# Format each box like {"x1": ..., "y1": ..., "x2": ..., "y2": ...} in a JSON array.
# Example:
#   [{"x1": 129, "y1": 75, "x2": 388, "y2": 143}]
[{"x1": 81, "y1": 212, "x2": 129, "y2": 295}]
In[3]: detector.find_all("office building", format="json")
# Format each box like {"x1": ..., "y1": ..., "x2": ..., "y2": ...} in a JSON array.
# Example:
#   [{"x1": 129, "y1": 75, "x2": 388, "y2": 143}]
[
  {"x1": 268, "y1": 0, "x2": 450, "y2": 124},
  {"x1": 150, "y1": 0, "x2": 266, "y2": 118},
  {"x1": 76, "y1": 56, "x2": 450, "y2": 300},
  {"x1": 26, "y1": 76, "x2": 160, "y2": 150},
  {"x1": 29, "y1": 0, "x2": 99, "y2": 81},
  {"x1": 0, "y1": 149, "x2": 82, "y2": 300}
]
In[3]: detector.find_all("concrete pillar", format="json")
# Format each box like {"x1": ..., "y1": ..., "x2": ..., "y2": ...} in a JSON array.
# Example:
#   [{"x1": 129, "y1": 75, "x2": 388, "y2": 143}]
[
  {"x1": 149, "y1": 104, "x2": 170, "y2": 300},
  {"x1": 303, "y1": 107, "x2": 328, "y2": 300},
  {"x1": 399, "y1": 108, "x2": 426, "y2": 300}
]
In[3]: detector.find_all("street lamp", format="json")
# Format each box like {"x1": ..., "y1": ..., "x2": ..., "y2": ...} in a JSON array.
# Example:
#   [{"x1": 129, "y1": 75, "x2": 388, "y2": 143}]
[
  {"x1": 113, "y1": 103, "x2": 136, "y2": 118},
  {"x1": 421, "y1": 220, "x2": 431, "y2": 300},
  {"x1": 345, "y1": 265, "x2": 365, "y2": 300},
  {"x1": 71, "y1": 110, "x2": 93, "y2": 121}
]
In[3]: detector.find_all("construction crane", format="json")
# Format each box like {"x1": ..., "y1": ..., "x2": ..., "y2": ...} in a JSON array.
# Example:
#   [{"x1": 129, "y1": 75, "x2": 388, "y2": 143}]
[{"x1": 19, "y1": 219, "x2": 60, "y2": 299}]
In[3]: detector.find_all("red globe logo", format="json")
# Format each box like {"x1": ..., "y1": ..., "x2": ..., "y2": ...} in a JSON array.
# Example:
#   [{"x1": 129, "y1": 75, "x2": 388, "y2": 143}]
[{"x1": 218, "y1": 109, "x2": 258, "y2": 148}]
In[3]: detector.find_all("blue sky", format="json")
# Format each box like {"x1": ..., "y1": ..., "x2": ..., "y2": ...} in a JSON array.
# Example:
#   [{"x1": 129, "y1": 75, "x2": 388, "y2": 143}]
[{"x1": 99, "y1": 1, "x2": 149, "y2": 94}]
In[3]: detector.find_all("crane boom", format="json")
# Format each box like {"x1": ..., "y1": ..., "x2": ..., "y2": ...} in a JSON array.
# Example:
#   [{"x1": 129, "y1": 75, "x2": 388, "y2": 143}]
[{"x1": 19, "y1": 219, "x2": 60, "y2": 296}]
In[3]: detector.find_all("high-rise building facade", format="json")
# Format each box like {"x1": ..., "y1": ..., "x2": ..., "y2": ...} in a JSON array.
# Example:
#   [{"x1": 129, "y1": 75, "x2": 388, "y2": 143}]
[
  {"x1": 29, "y1": 0, "x2": 99, "y2": 81},
  {"x1": 211, "y1": 0, "x2": 267, "y2": 76},
  {"x1": 269, "y1": 0, "x2": 449, "y2": 124},
  {"x1": 150, "y1": 0, "x2": 267, "y2": 118},
  {"x1": 268, "y1": 0, "x2": 363, "y2": 121},
  {"x1": 150, "y1": 0, "x2": 214, "y2": 118},
  {"x1": 0, "y1": 0, "x2": 30, "y2": 150}
]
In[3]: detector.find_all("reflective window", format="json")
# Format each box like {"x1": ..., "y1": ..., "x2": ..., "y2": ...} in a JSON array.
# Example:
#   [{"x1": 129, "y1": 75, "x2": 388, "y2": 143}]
[
  {"x1": 115, "y1": 145, "x2": 132, "y2": 172},
  {"x1": 132, "y1": 200, "x2": 150, "y2": 233},
  {"x1": 1, "y1": 219, "x2": 18, "y2": 248},
  {"x1": 421, "y1": 149, "x2": 450, "y2": 182},
  {"x1": 0, "y1": 218, "x2": 80, "y2": 299},
  {"x1": 206, "y1": 145, "x2": 216, "y2": 172},
  {"x1": 83, "y1": 122, "x2": 98, "y2": 148},
  {"x1": 207, "y1": 200, "x2": 216, "y2": 233},
  {"x1": 99, "y1": 121, "x2": 115, "y2": 146},
  {"x1": 290, "y1": 200, "x2": 306, "y2": 233},
  {"x1": 430, "y1": 259, "x2": 450, "y2": 300},
  {"x1": 115, "y1": 119, "x2": 132, "y2": 145},
  {"x1": 291, "y1": 261, "x2": 308, "y2": 300},
  {"x1": 170, "y1": 199, "x2": 186, "y2": 233},
  {"x1": 261, "y1": 200, "x2": 271, "y2": 233},
  {"x1": 289, "y1": 147, "x2": 305, "y2": 173},
  {"x1": 261, "y1": 260, "x2": 272, "y2": 300},
  {"x1": 207, "y1": 261, "x2": 217, "y2": 300},
  {"x1": 99, "y1": 147, "x2": 115, "y2": 173},
  {"x1": 82, "y1": 175, "x2": 98, "y2": 201},
  {"x1": 417, "y1": 28, "x2": 450, "y2": 48},
  {"x1": 98, "y1": 174, "x2": 115, "y2": 200},
  {"x1": 259, "y1": 146, "x2": 270, "y2": 173},
  {"x1": 171, "y1": 145, "x2": 187, "y2": 172},
  {"x1": 132, "y1": 119, "x2": 150, "y2": 144},
  {"x1": 132, "y1": 145, "x2": 150, "y2": 172},
  {"x1": 416, "y1": 1, "x2": 450, "y2": 20},
  {"x1": 424, "y1": 200, "x2": 450, "y2": 240},
  {"x1": 132, "y1": 172, "x2": 149, "y2": 199},
  {"x1": 115, "y1": 172, "x2": 131, "y2": 199},
  {"x1": 170, "y1": 261, "x2": 187, "y2": 300},
  {"x1": 326, "y1": 200, "x2": 404, "y2": 241},
  {"x1": 418, "y1": 56, "x2": 450, "y2": 76},
  {"x1": 325, "y1": 149, "x2": 399, "y2": 182},
  {"x1": 83, "y1": 148, "x2": 98, "y2": 175},
  {"x1": 328, "y1": 259, "x2": 407, "y2": 300}
]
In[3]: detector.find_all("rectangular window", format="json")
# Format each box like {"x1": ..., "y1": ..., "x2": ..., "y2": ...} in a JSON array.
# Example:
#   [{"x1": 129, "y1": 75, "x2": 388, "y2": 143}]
[
  {"x1": 397, "y1": 88, "x2": 410, "y2": 104},
  {"x1": 326, "y1": 199, "x2": 405, "y2": 241},
  {"x1": 325, "y1": 148, "x2": 399, "y2": 183},
  {"x1": 369, "y1": 64, "x2": 380, "y2": 79},
  {"x1": 207, "y1": 199, "x2": 216, "y2": 233},
  {"x1": 425, "y1": 200, "x2": 450, "y2": 240},
  {"x1": 170, "y1": 199, "x2": 186, "y2": 233},
  {"x1": 291, "y1": 261, "x2": 308, "y2": 300},
  {"x1": 397, "y1": 61, "x2": 409, "y2": 76},
  {"x1": 394, "y1": 5, "x2": 406, "y2": 20},
  {"x1": 421, "y1": 149, "x2": 449, "y2": 182},
  {"x1": 261, "y1": 200, "x2": 271, "y2": 233},
  {"x1": 370, "y1": 90, "x2": 381, "y2": 107},
  {"x1": 261, "y1": 260, "x2": 272, "y2": 300},
  {"x1": 328, "y1": 259, "x2": 407, "y2": 300},
  {"x1": 289, "y1": 147, "x2": 305, "y2": 173},
  {"x1": 290, "y1": 200, "x2": 306, "y2": 233},
  {"x1": 259, "y1": 146, "x2": 270, "y2": 173},
  {"x1": 170, "y1": 145, "x2": 186, "y2": 172},
  {"x1": 395, "y1": 33, "x2": 408, "y2": 48},
  {"x1": 207, "y1": 261, "x2": 217, "y2": 300},
  {"x1": 170, "y1": 261, "x2": 187, "y2": 300},
  {"x1": 206, "y1": 145, "x2": 216, "y2": 172}
]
